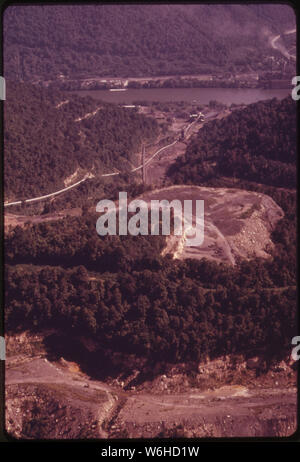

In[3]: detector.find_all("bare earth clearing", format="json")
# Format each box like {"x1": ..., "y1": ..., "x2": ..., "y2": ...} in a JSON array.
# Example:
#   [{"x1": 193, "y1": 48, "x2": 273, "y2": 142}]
[
  {"x1": 140, "y1": 185, "x2": 284, "y2": 265},
  {"x1": 5, "y1": 333, "x2": 297, "y2": 439}
]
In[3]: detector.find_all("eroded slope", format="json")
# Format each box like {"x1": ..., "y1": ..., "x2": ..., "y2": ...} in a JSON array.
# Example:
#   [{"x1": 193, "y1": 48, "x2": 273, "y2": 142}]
[{"x1": 141, "y1": 185, "x2": 283, "y2": 265}]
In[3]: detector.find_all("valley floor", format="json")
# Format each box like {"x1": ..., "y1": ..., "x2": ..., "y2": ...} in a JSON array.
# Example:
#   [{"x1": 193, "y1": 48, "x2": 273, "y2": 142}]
[{"x1": 5, "y1": 333, "x2": 297, "y2": 439}]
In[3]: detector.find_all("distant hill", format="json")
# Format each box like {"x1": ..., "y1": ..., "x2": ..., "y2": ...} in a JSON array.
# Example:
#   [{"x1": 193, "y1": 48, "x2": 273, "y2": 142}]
[
  {"x1": 3, "y1": 4, "x2": 296, "y2": 80},
  {"x1": 169, "y1": 97, "x2": 296, "y2": 189},
  {"x1": 4, "y1": 82, "x2": 159, "y2": 200}
]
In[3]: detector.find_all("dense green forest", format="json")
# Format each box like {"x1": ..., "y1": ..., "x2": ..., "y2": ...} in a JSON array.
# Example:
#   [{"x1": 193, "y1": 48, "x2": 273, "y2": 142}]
[
  {"x1": 4, "y1": 4, "x2": 295, "y2": 80},
  {"x1": 4, "y1": 82, "x2": 159, "y2": 200},
  {"x1": 5, "y1": 226, "x2": 296, "y2": 364},
  {"x1": 169, "y1": 97, "x2": 296, "y2": 188},
  {"x1": 5, "y1": 184, "x2": 296, "y2": 365},
  {"x1": 5, "y1": 260, "x2": 296, "y2": 365},
  {"x1": 4, "y1": 87, "x2": 297, "y2": 369}
]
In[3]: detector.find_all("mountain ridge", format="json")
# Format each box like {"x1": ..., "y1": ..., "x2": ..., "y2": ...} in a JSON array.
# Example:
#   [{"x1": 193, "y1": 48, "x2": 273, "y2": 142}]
[{"x1": 4, "y1": 4, "x2": 296, "y2": 80}]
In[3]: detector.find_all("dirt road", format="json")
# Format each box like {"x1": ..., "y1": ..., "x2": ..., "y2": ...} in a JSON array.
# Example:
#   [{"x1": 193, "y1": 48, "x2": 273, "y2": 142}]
[
  {"x1": 270, "y1": 28, "x2": 296, "y2": 60},
  {"x1": 5, "y1": 354, "x2": 297, "y2": 438}
]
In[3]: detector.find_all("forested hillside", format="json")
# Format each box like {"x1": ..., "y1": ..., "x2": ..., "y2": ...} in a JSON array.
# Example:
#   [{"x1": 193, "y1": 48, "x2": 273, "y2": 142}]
[
  {"x1": 169, "y1": 97, "x2": 296, "y2": 188},
  {"x1": 5, "y1": 260, "x2": 296, "y2": 364},
  {"x1": 5, "y1": 180, "x2": 297, "y2": 365},
  {"x1": 4, "y1": 95, "x2": 297, "y2": 367},
  {"x1": 4, "y1": 4, "x2": 295, "y2": 80},
  {"x1": 4, "y1": 82, "x2": 159, "y2": 200},
  {"x1": 5, "y1": 187, "x2": 296, "y2": 363}
]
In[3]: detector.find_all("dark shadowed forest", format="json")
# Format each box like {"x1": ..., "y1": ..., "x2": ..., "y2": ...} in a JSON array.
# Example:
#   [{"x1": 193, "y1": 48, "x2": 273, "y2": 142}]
[{"x1": 4, "y1": 4, "x2": 295, "y2": 80}]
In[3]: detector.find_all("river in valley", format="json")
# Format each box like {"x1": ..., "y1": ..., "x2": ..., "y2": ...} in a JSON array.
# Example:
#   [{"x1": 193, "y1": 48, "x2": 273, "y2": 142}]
[{"x1": 73, "y1": 87, "x2": 291, "y2": 105}]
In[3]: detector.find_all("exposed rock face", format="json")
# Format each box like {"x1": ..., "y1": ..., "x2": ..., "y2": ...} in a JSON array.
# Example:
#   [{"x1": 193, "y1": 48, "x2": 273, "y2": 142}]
[
  {"x1": 5, "y1": 379, "x2": 117, "y2": 439},
  {"x1": 118, "y1": 408, "x2": 297, "y2": 438},
  {"x1": 6, "y1": 383, "x2": 106, "y2": 439},
  {"x1": 141, "y1": 186, "x2": 284, "y2": 265},
  {"x1": 5, "y1": 333, "x2": 297, "y2": 439},
  {"x1": 6, "y1": 381, "x2": 297, "y2": 439},
  {"x1": 247, "y1": 357, "x2": 264, "y2": 370}
]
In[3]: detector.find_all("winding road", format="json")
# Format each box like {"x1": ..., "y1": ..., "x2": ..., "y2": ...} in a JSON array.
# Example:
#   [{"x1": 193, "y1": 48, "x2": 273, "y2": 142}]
[
  {"x1": 4, "y1": 114, "x2": 202, "y2": 208},
  {"x1": 270, "y1": 28, "x2": 296, "y2": 60}
]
